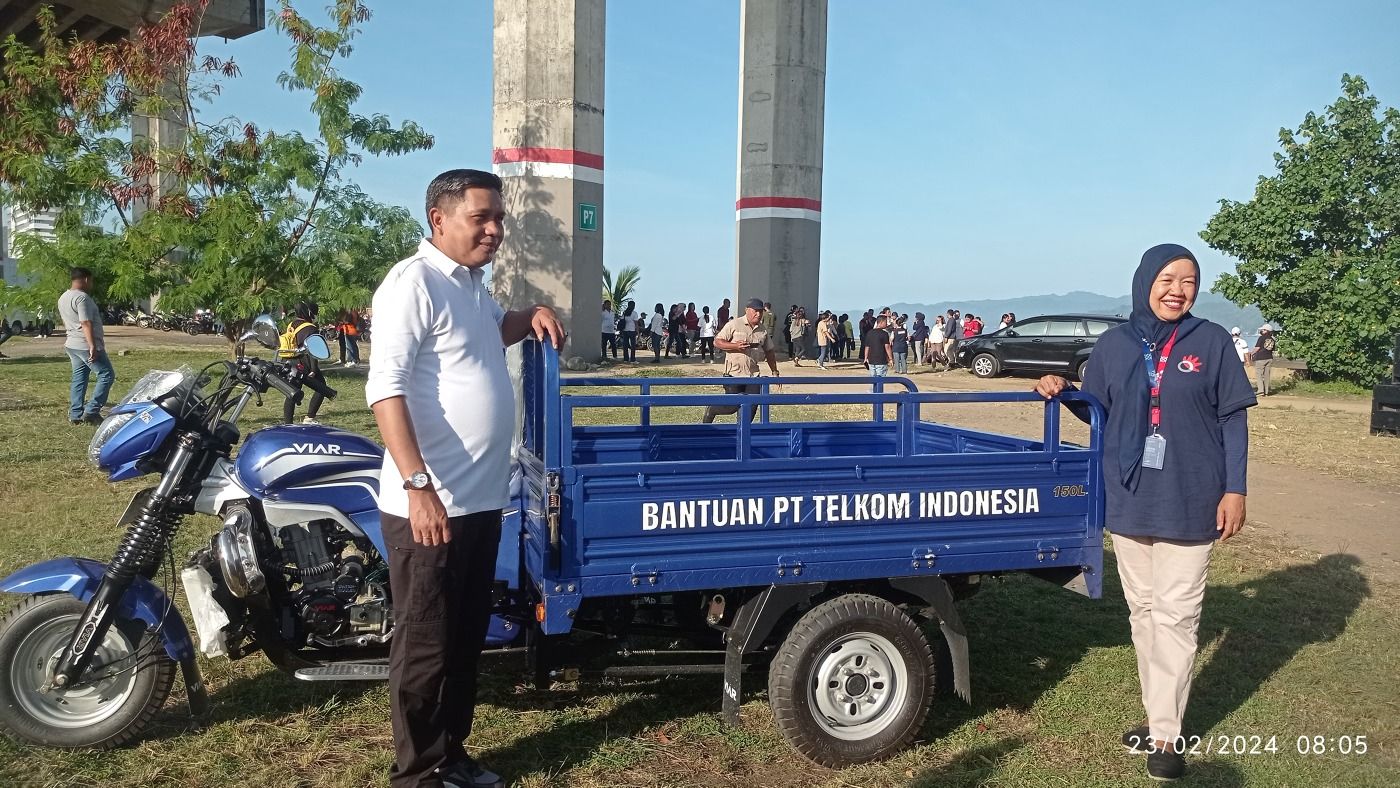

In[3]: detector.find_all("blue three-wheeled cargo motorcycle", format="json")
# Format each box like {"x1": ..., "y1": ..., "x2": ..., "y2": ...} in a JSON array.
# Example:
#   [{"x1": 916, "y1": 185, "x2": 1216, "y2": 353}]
[{"x1": 0, "y1": 321, "x2": 1104, "y2": 767}]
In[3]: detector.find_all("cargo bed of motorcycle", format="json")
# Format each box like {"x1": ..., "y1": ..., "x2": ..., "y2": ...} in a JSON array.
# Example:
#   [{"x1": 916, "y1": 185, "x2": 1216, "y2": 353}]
[{"x1": 511, "y1": 342, "x2": 1106, "y2": 636}]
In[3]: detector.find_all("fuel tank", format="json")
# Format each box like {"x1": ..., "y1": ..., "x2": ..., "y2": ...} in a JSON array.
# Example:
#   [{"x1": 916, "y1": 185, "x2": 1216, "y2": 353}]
[{"x1": 235, "y1": 424, "x2": 383, "y2": 513}]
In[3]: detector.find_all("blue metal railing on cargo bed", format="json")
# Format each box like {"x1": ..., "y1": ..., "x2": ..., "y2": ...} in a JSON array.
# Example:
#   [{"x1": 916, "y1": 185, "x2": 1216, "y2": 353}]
[{"x1": 520, "y1": 341, "x2": 1104, "y2": 469}]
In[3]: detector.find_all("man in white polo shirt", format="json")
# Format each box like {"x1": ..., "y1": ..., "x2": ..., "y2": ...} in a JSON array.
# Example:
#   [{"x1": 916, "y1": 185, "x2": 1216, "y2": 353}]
[{"x1": 366, "y1": 169, "x2": 564, "y2": 788}]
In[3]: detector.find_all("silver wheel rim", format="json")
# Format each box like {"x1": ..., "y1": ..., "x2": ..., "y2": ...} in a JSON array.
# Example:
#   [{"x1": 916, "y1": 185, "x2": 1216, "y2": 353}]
[
  {"x1": 10, "y1": 613, "x2": 142, "y2": 729},
  {"x1": 808, "y1": 632, "x2": 909, "y2": 740},
  {"x1": 973, "y1": 356, "x2": 994, "y2": 376}
]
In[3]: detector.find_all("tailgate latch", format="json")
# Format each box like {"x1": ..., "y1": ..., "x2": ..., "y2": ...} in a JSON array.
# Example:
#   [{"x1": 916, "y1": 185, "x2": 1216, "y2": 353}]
[
  {"x1": 630, "y1": 565, "x2": 660, "y2": 587},
  {"x1": 911, "y1": 548, "x2": 937, "y2": 570},
  {"x1": 776, "y1": 556, "x2": 805, "y2": 578}
]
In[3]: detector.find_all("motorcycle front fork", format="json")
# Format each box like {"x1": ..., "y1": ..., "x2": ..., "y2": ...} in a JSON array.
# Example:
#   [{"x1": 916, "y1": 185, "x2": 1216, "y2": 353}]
[{"x1": 47, "y1": 438, "x2": 199, "y2": 691}]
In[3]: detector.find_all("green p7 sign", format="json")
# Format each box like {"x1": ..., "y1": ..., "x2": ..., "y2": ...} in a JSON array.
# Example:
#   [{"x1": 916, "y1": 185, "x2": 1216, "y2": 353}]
[{"x1": 579, "y1": 203, "x2": 598, "y2": 232}]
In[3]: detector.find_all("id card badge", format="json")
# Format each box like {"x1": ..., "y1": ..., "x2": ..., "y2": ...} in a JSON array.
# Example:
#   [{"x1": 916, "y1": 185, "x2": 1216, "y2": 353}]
[{"x1": 1142, "y1": 433, "x2": 1166, "y2": 470}]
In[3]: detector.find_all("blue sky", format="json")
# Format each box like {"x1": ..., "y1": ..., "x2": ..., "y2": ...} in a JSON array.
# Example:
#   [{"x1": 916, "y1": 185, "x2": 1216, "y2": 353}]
[{"x1": 204, "y1": 0, "x2": 1400, "y2": 310}]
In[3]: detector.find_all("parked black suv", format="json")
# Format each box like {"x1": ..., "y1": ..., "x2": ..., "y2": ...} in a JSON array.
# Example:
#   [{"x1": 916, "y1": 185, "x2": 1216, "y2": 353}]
[{"x1": 956, "y1": 314, "x2": 1126, "y2": 380}]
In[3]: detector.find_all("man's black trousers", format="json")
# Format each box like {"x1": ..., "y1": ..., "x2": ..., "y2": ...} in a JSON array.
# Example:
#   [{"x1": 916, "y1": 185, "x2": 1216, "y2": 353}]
[{"x1": 382, "y1": 509, "x2": 502, "y2": 788}]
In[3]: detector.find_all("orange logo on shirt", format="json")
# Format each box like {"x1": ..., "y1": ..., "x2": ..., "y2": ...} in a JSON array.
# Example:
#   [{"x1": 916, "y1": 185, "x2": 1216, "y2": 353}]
[{"x1": 1177, "y1": 355, "x2": 1203, "y2": 373}]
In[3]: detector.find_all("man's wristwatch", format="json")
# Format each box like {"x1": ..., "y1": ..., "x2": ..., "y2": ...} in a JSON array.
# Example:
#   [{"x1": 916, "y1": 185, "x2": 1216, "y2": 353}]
[{"x1": 403, "y1": 470, "x2": 432, "y2": 491}]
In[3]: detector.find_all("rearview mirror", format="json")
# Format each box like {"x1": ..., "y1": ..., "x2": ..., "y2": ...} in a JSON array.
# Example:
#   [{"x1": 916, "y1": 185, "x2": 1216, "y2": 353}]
[
  {"x1": 1003, "y1": 329, "x2": 1018, "y2": 338},
  {"x1": 303, "y1": 333, "x2": 332, "y2": 361},
  {"x1": 248, "y1": 314, "x2": 280, "y2": 350}
]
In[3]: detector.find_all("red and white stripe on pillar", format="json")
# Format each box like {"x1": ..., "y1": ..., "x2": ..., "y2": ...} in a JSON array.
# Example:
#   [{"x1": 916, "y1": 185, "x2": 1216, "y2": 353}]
[
  {"x1": 735, "y1": 196, "x2": 821, "y2": 222},
  {"x1": 492, "y1": 147, "x2": 604, "y2": 184}
]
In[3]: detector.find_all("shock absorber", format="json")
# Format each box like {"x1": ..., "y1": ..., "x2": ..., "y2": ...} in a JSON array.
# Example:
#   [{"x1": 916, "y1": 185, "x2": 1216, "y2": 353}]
[
  {"x1": 48, "y1": 434, "x2": 200, "y2": 690},
  {"x1": 111, "y1": 506, "x2": 183, "y2": 582}
]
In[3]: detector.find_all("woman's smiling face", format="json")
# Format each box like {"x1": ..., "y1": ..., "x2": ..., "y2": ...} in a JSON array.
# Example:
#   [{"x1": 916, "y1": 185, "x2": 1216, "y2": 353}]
[{"x1": 1149, "y1": 257, "x2": 1199, "y2": 322}]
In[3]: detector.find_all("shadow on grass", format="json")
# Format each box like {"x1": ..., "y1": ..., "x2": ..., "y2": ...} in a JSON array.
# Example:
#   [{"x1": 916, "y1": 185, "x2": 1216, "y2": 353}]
[
  {"x1": 1189, "y1": 553, "x2": 1368, "y2": 735},
  {"x1": 0, "y1": 355, "x2": 70, "y2": 366},
  {"x1": 910, "y1": 736, "x2": 1027, "y2": 786},
  {"x1": 919, "y1": 559, "x2": 1131, "y2": 741},
  {"x1": 920, "y1": 551, "x2": 1367, "y2": 755},
  {"x1": 482, "y1": 674, "x2": 718, "y2": 780}
]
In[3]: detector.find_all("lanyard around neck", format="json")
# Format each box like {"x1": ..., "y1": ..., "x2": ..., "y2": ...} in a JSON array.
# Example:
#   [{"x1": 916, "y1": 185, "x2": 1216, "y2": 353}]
[{"x1": 1141, "y1": 326, "x2": 1181, "y2": 431}]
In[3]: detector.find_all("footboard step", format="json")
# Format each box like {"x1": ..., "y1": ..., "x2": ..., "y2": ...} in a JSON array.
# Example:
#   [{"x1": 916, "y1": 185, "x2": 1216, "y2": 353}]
[{"x1": 293, "y1": 663, "x2": 391, "y2": 681}]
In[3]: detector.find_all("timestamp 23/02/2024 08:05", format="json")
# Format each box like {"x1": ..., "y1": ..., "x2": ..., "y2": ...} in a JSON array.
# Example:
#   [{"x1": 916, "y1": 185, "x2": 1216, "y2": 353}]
[{"x1": 1126, "y1": 735, "x2": 1370, "y2": 756}]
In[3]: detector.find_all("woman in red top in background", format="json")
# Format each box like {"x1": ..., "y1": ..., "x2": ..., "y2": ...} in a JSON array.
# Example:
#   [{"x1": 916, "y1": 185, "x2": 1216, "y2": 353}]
[
  {"x1": 337, "y1": 309, "x2": 362, "y2": 367},
  {"x1": 685, "y1": 302, "x2": 700, "y2": 353},
  {"x1": 963, "y1": 315, "x2": 982, "y2": 338}
]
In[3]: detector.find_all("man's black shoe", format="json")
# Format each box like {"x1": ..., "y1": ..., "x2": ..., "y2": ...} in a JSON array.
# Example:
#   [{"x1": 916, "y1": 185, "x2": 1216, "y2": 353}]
[
  {"x1": 440, "y1": 757, "x2": 505, "y2": 788},
  {"x1": 1147, "y1": 750, "x2": 1186, "y2": 781},
  {"x1": 82, "y1": 412, "x2": 104, "y2": 425},
  {"x1": 1122, "y1": 724, "x2": 1151, "y2": 752}
]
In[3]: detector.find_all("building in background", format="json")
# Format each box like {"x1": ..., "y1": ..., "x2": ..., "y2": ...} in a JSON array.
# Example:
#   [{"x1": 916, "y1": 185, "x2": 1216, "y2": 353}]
[{"x1": 1, "y1": 205, "x2": 59, "y2": 286}]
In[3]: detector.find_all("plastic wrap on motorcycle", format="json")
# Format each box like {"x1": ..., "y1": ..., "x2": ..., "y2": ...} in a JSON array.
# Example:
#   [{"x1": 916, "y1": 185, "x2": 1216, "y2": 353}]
[{"x1": 0, "y1": 557, "x2": 196, "y2": 662}]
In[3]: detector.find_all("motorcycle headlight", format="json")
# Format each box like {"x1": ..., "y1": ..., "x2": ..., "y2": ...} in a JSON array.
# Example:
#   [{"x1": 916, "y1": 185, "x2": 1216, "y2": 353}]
[
  {"x1": 117, "y1": 367, "x2": 194, "y2": 408},
  {"x1": 88, "y1": 412, "x2": 136, "y2": 466}
]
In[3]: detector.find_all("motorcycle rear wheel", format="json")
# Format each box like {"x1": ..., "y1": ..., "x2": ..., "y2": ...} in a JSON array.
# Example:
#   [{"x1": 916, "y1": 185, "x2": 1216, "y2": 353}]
[{"x1": 0, "y1": 594, "x2": 175, "y2": 749}]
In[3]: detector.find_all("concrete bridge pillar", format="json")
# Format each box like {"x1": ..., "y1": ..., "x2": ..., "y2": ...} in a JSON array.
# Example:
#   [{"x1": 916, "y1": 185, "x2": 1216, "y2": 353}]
[
  {"x1": 734, "y1": 0, "x2": 827, "y2": 339},
  {"x1": 492, "y1": 0, "x2": 605, "y2": 361}
]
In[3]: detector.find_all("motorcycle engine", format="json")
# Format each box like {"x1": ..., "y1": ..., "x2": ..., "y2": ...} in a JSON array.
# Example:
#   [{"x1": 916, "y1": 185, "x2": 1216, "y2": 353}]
[{"x1": 280, "y1": 521, "x2": 392, "y2": 648}]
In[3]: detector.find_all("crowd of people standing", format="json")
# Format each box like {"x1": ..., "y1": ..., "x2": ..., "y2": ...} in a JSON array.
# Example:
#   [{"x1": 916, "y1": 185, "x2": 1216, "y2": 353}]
[{"x1": 601, "y1": 299, "x2": 1015, "y2": 376}]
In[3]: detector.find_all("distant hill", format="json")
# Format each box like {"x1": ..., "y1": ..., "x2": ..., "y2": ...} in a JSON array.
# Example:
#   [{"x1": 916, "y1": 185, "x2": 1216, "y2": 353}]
[{"x1": 837, "y1": 291, "x2": 1267, "y2": 334}]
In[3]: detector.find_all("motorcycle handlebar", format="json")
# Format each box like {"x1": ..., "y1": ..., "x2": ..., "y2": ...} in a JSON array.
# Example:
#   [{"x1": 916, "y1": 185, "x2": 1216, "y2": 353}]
[{"x1": 264, "y1": 369, "x2": 300, "y2": 399}]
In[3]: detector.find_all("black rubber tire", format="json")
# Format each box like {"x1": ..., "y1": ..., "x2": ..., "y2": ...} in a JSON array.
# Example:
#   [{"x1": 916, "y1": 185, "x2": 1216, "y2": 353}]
[
  {"x1": 0, "y1": 595, "x2": 176, "y2": 750},
  {"x1": 1076, "y1": 359, "x2": 1091, "y2": 382},
  {"x1": 970, "y1": 353, "x2": 1001, "y2": 379},
  {"x1": 767, "y1": 594, "x2": 935, "y2": 767}
]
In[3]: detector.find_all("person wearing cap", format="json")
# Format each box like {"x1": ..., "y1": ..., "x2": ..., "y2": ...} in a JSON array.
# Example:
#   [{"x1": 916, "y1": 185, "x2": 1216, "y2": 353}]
[
  {"x1": 705, "y1": 298, "x2": 781, "y2": 423},
  {"x1": 1033, "y1": 243, "x2": 1256, "y2": 781},
  {"x1": 1252, "y1": 325, "x2": 1277, "y2": 396},
  {"x1": 1230, "y1": 327, "x2": 1249, "y2": 368}
]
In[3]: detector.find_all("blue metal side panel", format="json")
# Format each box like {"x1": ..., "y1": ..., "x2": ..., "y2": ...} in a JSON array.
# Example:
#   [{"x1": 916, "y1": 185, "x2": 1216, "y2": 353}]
[
  {"x1": 516, "y1": 341, "x2": 1107, "y2": 635},
  {"x1": 0, "y1": 557, "x2": 196, "y2": 661},
  {"x1": 564, "y1": 453, "x2": 1097, "y2": 581}
]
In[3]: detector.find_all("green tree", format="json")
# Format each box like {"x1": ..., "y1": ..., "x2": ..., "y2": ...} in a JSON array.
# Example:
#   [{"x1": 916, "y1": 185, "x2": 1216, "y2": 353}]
[
  {"x1": 602, "y1": 264, "x2": 641, "y2": 309},
  {"x1": 0, "y1": 0, "x2": 431, "y2": 347},
  {"x1": 1202, "y1": 74, "x2": 1399, "y2": 385}
]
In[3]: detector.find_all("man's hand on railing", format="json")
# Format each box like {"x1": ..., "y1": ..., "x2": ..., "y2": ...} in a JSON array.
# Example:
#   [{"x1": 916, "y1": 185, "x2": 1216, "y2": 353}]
[{"x1": 1034, "y1": 375, "x2": 1073, "y2": 399}]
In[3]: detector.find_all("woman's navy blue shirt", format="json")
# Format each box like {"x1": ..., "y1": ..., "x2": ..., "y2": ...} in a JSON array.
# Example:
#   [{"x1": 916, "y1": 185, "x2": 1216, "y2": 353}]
[{"x1": 1080, "y1": 320, "x2": 1256, "y2": 541}]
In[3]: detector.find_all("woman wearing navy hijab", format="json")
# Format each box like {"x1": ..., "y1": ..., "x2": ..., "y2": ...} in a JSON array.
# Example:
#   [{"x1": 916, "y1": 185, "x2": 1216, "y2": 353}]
[{"x1": 1035, "y1": 244, "x2": 1256, "y2": 781}]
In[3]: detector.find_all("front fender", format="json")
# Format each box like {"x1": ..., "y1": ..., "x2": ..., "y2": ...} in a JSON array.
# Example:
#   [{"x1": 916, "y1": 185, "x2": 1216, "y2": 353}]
[{"x1": 1, "y1": 557, "x2": 195, "y2": 662}]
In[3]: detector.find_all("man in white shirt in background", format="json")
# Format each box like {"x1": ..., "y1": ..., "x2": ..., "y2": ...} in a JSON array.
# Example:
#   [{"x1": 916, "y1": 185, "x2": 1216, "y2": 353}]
[
  {"x1": 1230, "y1": 326, "x2": 1250, "y2": 372},
  {"x1": 600, "y1": 299, "x2": 616, "y2": 361},
  {"x1": 366, "y1": 169, "x2": 565, "y2": 788}
]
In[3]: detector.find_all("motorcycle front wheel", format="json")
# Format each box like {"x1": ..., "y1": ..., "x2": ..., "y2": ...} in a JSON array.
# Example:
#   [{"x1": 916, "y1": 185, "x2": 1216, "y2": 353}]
[{"x1": 0, "y1": 594, "x2": 175, "y2": 749}]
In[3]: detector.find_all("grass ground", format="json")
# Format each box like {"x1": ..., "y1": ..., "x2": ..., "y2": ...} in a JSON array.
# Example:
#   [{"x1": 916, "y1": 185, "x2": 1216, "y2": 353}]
[{"x1": 0, "y1": 349, "x2": 1397, "y2": 786}]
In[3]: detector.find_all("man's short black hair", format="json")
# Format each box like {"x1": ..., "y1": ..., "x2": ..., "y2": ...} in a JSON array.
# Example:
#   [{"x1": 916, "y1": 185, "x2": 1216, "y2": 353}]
[
  {"x1": 425, "y1": 169, "x2": 503, "y2": 225},
  {"x1": 70, "y1": 267, "x2": 92, "y2": 281}
]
